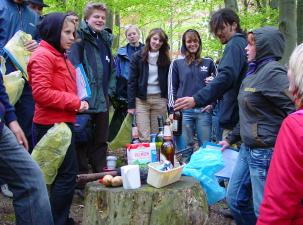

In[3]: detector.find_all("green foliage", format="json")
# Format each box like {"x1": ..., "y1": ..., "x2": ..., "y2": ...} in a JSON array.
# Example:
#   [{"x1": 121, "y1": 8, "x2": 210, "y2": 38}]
[
  {"x1": 43, "y1": 0, "x2": 279, "y2": 60},
  {"x1": 240, "y1": 6, "x2": 279, "y2": 32}
]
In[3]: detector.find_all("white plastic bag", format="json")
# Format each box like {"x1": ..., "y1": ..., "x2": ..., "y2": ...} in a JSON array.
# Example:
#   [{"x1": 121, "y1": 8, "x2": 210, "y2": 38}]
[
  {"x1": 3, "y1": 70, "x2": 24, "y2": 105},
  {"x1": 3, "y1": 30, "x2": 32, "y2": 80}
]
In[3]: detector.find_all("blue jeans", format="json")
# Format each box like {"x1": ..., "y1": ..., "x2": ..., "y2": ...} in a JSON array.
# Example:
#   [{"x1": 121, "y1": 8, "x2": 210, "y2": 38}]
[
  {"x1": 211, "y1": 102, "x2": 223, "y2": 142},
  {"x1": 0, "y1": 125, "x2": 53, "y2": 225},
  {"x1": 226, "y1": 144, "x2": 273, "y2": 225},
  {"x1": 34, "y1": 123, "x2": 78, "y2": 225},
  {"x1": 182, "y1": 108, "x2": 212, "y2": 147}
]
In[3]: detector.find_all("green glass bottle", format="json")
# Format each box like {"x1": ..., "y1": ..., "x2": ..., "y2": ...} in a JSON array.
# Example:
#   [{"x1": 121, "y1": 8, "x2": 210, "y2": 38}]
[{"x1": 155, "y1": 115, "x2": 164, "y2": 161}]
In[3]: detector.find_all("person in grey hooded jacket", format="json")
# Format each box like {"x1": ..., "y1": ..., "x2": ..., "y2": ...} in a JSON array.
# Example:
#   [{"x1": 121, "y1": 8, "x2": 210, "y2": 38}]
[{"x1": 220, "y1": 26, "x2": 295, "y2": 225}]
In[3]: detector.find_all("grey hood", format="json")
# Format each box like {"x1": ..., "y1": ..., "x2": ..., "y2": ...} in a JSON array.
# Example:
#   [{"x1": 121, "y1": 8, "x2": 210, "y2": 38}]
[{"x1": 252, "y1": 26, "x2": 285, "y2": 61}]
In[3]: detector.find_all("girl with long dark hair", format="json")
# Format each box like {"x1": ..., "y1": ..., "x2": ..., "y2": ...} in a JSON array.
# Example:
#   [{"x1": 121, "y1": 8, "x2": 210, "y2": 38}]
[
  {"x1": 168, "y1": 29, "x2": 216, "y2": 159},
  {"x1": 128, "y1": 28, "x2": 170, "y2": 141}
]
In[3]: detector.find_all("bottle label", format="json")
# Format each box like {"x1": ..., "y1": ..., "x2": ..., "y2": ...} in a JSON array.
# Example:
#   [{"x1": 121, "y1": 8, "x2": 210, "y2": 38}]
[
  {"x1": 172, "y1": 120, "x2": 178, "y2": 132},
  {"x1": 163, "y1": 125, "x2": 172, "y2": 137}
]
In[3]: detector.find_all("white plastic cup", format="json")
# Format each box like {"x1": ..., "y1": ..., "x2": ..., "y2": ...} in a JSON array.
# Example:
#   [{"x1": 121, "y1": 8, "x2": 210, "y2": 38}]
[{"x1": 121, "y1": 165, "x2": 141, "y2": 189}]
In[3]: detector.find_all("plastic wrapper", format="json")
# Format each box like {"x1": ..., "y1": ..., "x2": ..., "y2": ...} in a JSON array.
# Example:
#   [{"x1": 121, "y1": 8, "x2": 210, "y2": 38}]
[
  {"x1": 3, "y1": 70, "x2": 24, "y2": 105},
  {"x1": 3, "y1": 30, "x2": 32, "y2": 80},
  {"x1": 32, "y1": 123, "x2": 72, "y2": 184},
  {"x1": 109, "y1": 113, "x2": 131, "y2": 150},
  {"x1": 182, "y1": 147, "x2": 226, "y2": 205}
]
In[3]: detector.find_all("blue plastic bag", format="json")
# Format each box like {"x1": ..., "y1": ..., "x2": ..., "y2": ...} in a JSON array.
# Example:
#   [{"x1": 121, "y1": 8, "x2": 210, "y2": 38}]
[{"x1": 182, "y1": 147, "x2": 226, "y2": 205}]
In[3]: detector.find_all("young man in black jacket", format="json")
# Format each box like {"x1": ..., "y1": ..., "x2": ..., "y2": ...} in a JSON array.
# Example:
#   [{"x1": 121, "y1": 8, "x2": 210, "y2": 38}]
[{"x1": 174, "y1": 8, "x2": 247, "y2": 139}]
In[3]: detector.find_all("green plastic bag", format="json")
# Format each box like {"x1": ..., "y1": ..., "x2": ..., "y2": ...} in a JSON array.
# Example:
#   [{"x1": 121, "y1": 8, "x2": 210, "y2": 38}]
[
  {"x1": 32, "y1": 123, "x2": 72, "y2": 184},
  {"x1": 3, "y1": 70, "x2": 24, "y2": 105},
  {"x1": 109, "y1": 113, "x2": 131, "y2": 150}
]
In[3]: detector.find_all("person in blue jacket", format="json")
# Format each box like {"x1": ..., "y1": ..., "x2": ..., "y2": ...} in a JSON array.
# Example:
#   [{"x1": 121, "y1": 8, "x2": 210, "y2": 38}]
[
  {"x1": 0, "y1": 0, "x2": 40, "y2": 198},
  {"x1": 0, "y1": 71, "x2": 53, "y2": 225},
  {"x1": 174, "y1": 8, "x2": 247, "y2": 140},
  {"x1": 109, "y1": 25, "x2": 144, "y2": 141},
  {"x1": 168, "y1": 29, "x2": 216, "y2": 161},
  {"x1": 0, "y1": 0, "x2": 39, "y2": 150}
]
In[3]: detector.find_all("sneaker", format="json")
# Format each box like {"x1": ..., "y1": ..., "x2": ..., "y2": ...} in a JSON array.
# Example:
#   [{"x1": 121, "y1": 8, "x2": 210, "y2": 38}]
[{"x1": 1, "y1": 184, "x2": 13, "y2": 198}]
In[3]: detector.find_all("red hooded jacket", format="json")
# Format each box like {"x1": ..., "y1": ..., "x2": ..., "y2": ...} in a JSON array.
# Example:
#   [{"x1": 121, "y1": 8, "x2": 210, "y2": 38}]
[{"x1": 28, "y1": 40, "x2": 80, "y2": 125}]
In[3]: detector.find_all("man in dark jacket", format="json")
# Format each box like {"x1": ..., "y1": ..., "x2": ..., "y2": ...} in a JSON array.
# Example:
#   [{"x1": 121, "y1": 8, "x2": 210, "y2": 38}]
[
  {"x1": 0, "y1": 71, "x2": 53, "y2": 225},
  {"x1": 69, "y1": 3, "x2": 116, "y2": 175},
  {"x1": 174, "y1": 8, "x2": 247, "y2": 139}
]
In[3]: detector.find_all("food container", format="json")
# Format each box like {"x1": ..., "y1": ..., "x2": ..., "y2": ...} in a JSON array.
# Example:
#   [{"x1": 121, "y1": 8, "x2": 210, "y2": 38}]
[
  {"x1": 147, "y1": 162, "x2": 185, "y2": 188},
  {"x1": 106, "y1": 156, "x2": 117, "y2": 170}
]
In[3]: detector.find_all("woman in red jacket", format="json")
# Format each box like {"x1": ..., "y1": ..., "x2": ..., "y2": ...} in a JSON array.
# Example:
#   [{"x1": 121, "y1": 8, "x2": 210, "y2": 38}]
[
  {"x1": 28, "y1": 13, "x2": 88, "y2": 225},
  {"x1": 257, "y1": 43, "x2": 303, "y2": 224}
]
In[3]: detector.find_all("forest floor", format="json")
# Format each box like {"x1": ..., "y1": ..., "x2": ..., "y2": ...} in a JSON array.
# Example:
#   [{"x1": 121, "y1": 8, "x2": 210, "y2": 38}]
[{"x1": 0, "y1": 190, "x2": 235, "y2": 225}]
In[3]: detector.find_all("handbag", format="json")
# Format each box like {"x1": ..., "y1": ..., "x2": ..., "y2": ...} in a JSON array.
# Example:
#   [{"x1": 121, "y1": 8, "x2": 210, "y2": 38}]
[{"x1": 74, "y1": 114, "x2": 92, "y2": 143}]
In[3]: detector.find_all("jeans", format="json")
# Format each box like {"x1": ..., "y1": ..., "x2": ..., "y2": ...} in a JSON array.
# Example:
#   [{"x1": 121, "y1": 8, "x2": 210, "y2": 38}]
[
  {"x1": 34, "y1": 123, "x2": 77, "y2": 225},
  {"x1": 226, "y1": 144, "x2": 273, "y2": 225},
  {"x1": 0, "y1": 125, "x2": 53, "y2": 225},
  {"x1": 182, "y1": 108, "x2": 212, "y2": 147},
  {"x1": 211, "y1": 102, "x2": 223, "y2": 142}
]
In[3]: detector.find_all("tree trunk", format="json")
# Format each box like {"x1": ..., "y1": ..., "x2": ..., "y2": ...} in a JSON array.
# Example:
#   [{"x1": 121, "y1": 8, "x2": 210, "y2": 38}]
[
  {"x1": 106, "y1": 9, "x2": 114, "y2": 32},
  {"x1": 297, "y1": 0, "x2": 303, "y2": 43},
  {"x1": 279, "y1": 0, "x2": 297, "y2": 64},
  {"x1": 224, "y1": 0, "x2": 238, "y2": 11},
  {"x1": 243, "y1": 0, "x2": 248, "y2": 11},
  {"x1": 82, "y1": 176, "x2": 209, "y2": 225},
  {"x1": 113, "y1": 12, "x2": 120, "y2": 50},
  {"x1": 269, "y1": 0, "x2": 279, "y2": 9}
]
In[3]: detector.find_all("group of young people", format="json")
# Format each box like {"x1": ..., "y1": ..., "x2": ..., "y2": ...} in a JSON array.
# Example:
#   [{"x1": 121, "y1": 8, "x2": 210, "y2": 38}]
[{"x1": 0, "y1": 1, "x2": 302, "y2": 225}]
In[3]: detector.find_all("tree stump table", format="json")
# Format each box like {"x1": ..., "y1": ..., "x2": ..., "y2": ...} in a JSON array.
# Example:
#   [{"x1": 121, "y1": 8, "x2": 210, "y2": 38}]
[{"x1": 82, "y1": 176, "x2": 209, "y2": 225}]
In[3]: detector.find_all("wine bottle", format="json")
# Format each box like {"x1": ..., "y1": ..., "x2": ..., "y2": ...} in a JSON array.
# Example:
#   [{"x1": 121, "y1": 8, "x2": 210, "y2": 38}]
[
  {"x1": 155, "y1": 115, "x2": 164, "y2": 161},
  {"x1": 161, "y1": 120, "x2": 175, "y2": 165},
  {"x1": 172, "y1": 110, "x2": 182, "y2": 136},
  {"x1": 131, "y1": 114, "x2": 140, "y2": 144}
]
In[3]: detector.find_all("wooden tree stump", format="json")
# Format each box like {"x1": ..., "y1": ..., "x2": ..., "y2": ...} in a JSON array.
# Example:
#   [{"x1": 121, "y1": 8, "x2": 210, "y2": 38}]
[{"x1": 82, "y1": 176, "x2": 209, "y2": 225}]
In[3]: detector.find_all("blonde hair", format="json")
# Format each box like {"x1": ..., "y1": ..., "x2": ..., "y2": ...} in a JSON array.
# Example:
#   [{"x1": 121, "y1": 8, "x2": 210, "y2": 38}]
[
  {"x1": 125, "y1": 25, "x2": 140, "y2": 37},
  {"x1": 84, "y1": 2, "x2": 107, "y2": 20},
  {"x1": 289, "y1": 43, "x2": 303, "y2": 99}
]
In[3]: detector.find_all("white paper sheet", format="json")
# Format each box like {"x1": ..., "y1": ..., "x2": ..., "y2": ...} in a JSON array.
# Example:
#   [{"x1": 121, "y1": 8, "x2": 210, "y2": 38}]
[{"x1": 203, "y1": 142, "x2": 239, "y2": 179}]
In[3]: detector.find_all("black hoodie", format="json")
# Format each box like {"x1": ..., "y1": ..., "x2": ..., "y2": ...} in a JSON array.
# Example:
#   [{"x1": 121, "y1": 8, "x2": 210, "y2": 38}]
[
  {"x1": 38, "y1": 12, "x2": 67, "y2": 53},
  {"x1": 227, "y1": 26, "x2": 295, "y2": 148}
]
